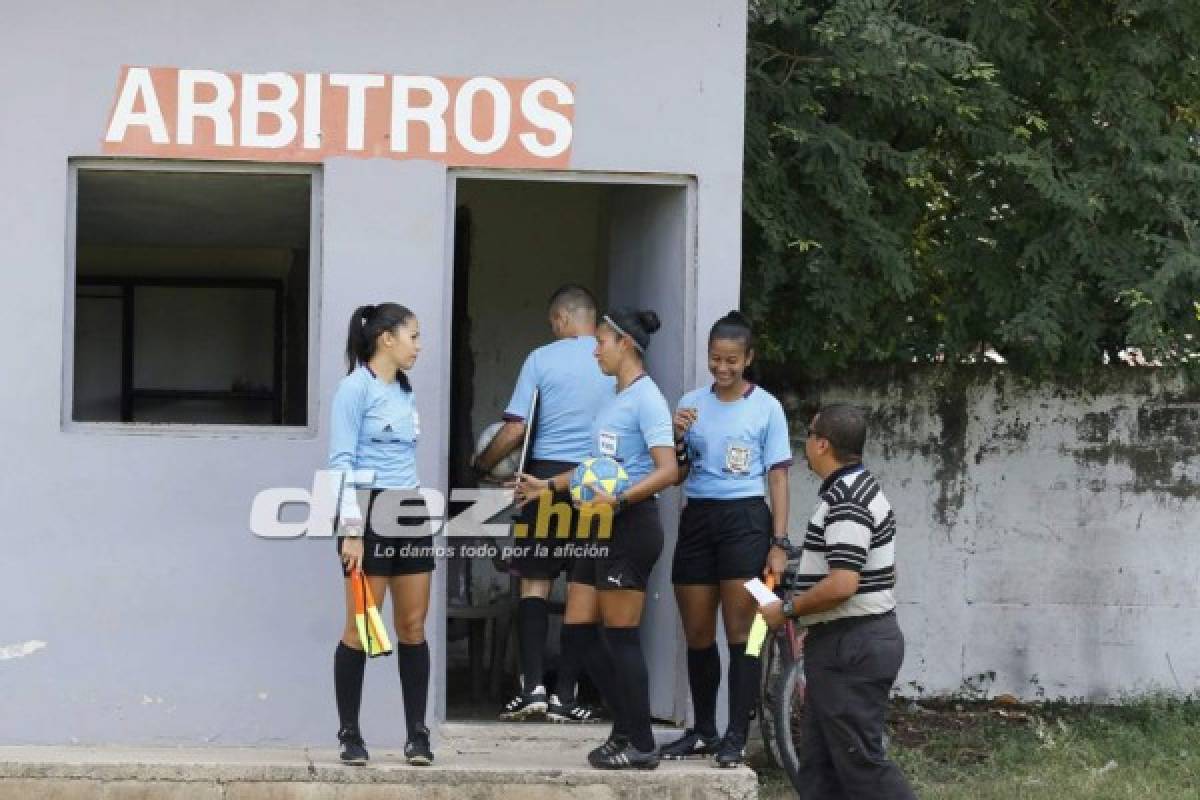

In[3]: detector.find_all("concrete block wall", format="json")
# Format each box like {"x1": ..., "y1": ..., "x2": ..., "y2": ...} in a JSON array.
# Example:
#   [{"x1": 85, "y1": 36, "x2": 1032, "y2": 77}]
[{"x1": 769, "y1": 367, "x2": 1200, "y2": 701}]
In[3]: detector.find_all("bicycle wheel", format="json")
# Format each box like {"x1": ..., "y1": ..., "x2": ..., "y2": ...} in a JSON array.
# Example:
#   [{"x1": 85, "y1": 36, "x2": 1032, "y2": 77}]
[{"x1": 759, "y1": 622, "x2": 806, "y2": 789}]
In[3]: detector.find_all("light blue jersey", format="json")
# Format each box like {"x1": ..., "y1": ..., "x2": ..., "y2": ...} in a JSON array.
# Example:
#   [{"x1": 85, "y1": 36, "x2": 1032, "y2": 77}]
[
  {"x1": 504, "y1": 336, "x2": 616, "y2": 462},
  {"x1": 590, "y1": 374, "x2": 674, "y2": 486},
  {"x1": 328, "y1": 365, "x2": 420, "y2": 520},
  {"x1": 679, "y1": 383, "x2": 793, "y2": 500}
]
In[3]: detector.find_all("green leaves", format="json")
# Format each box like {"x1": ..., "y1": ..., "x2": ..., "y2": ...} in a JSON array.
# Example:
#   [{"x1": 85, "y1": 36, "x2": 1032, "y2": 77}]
[{"x1": 745, "y1": 0, "x2": 1200, "y2": 376}]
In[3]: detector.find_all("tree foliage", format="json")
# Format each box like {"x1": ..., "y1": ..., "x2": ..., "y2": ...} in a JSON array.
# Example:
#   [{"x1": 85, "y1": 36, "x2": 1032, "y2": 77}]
[{"x1": 744, "y1": 0, "x2": 1200, "y2": 375}]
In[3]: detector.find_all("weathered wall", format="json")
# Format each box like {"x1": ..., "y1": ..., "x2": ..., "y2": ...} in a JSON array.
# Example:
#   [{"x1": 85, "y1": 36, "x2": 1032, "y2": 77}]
[{"x1": 772, "y1": 367, "x2": 1200, "y2": 701}]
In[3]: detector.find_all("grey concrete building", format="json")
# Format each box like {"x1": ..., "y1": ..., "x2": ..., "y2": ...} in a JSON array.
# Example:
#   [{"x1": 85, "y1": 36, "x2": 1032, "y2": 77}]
[{"x1": 0, "y1": 1, "x2": 749, "y2": 746}]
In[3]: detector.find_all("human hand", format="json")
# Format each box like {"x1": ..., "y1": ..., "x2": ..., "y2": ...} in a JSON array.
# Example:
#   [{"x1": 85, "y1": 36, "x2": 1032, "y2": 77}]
[{"x1": 673, "y1": 407, "x2": 698, "y2": 440}]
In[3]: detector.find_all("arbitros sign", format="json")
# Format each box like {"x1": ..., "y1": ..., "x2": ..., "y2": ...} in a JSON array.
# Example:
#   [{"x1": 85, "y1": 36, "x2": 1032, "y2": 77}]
[{"x1": 103, "y1": 66, "x2": 575, "y2": 167}]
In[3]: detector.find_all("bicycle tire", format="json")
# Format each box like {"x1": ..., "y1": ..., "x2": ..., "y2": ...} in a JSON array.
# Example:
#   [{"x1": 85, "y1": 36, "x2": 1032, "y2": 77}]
[{"x1": 759, "y1": 623, "x2": 806, "y2": 791}]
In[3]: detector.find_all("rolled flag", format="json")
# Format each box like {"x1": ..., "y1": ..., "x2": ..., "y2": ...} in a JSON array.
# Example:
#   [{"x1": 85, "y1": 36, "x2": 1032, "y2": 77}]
[
  {"x1": 352, "y1": 569, "x2": 393, "y2": 657},
  {"x1": 744, "y1": 573, "x2": 778, "y2": 658}
]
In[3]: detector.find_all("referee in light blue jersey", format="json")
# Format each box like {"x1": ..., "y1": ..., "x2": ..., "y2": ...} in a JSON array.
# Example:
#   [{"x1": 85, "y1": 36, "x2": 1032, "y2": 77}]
[
  {"x1": 329, "y1": 302, "x2": 434, "y2": 767},
  {"x1": 473, "y1": 285, "x2": 615, "y2": 723},
  {"x1": 659, "y1": 311, "x2": 793, "y2": 768},
  {"x1": 515, "y1": 307, "x2": 679, "y2": 770}
]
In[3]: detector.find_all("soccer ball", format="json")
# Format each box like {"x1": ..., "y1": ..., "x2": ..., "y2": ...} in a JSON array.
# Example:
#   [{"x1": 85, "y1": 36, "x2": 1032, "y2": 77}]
[
  {"x1": 570, "y1": 456, "x2": 631, "y2": 504},
  {"x1": 474, "y1": 421, "x2": 521, "y2": 481}
]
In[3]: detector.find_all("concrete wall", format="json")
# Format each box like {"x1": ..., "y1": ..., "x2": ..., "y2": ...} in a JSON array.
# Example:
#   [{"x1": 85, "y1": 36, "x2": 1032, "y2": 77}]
[
  {"x1": 773, "y1": 367, "x2": 1200, "y2": 701},
  {"x1": 459, "y1": 179, "x2": 608, "y2": 439},
  {"x1": 0, "y1": 0, "x2": 746, "y2": 745}
]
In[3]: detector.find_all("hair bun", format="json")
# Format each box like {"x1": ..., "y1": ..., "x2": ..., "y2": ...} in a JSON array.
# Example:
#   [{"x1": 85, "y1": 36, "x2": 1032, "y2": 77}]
[
  {"x1": 725, "y1": 309, "x2": 750, "y2": 326},
  {"x1": 637, "y1": 310, "x2": 661, "y2": 335}
]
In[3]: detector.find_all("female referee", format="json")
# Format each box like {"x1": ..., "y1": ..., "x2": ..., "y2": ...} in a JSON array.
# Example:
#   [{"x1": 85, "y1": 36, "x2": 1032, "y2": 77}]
[
  {"x1": 514, "y1": 307, "x2": 679, "y2": 770},
  {"x1": 658, "y1": 311, "x2": 792, "y2": 767},
  {"x1": 330, "y1": 303, "x2": 435, "y2": 767}
]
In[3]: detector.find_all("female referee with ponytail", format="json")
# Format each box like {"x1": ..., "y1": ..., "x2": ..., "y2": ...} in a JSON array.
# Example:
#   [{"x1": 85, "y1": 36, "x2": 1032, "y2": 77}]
[
  {"x1": 514, "y1": 308, "x2": 679, "y2": 770},
  {"x1": 330, "y1": 303, "x2": 435, "y2": 767},
  {"x1": 659, "y1": 311, "x2": 792, "y2": 768}
]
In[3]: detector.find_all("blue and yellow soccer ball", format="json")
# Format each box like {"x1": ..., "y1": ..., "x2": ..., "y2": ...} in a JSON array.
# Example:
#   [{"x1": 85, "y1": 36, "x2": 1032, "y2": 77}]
[{"x1": 570, "y1": 456, "x2": 631, "y2": 504}]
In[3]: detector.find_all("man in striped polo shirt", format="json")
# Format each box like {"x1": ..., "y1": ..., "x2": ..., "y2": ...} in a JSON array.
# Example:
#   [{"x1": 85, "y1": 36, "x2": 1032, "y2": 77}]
[{"x1": 762, "y1": 404, "x2": 915, "y2": 799}]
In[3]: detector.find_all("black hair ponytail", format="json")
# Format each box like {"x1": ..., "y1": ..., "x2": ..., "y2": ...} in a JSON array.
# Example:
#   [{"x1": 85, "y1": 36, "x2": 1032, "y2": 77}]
[
  {"x1": 603, "y1": 307, "x2": 661, "y2": 354},
  {"x1": 345, "y1": 302, "x2": 415, "y2": 391},
  {"x1": 709, "y1": 310, "x2": 754, "y2": 354}
]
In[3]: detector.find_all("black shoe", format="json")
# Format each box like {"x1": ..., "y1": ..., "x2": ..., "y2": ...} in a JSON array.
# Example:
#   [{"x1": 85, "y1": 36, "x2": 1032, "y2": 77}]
[
  {"x1": 714, "y1": 731, "x2": 747, "y2": 768},
  {"x1": 658, "y1": 728, "x2": 720, "y2": 760},
  {"x1": 499, "y1": 688, "x2": 548, "y2": 721},
  {"x1": 337, "y1": 726, "x2": 368, "y2": 766},
  {"x1": 587, "y1": 734, "x2": 630, "y2": 767},
  {"x1": 404, "y1": 726, "x2": 434, "y2": 766},
  {"x1": 547, "y1": 694, "x2": 599, "y2": 723},
  {"x1": 591, "y1": 742, "x2": 661, "y2": 770}
]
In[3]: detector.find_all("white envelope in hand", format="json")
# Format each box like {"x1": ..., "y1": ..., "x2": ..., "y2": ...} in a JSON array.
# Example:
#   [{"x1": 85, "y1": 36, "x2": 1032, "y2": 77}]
[{"x1": 744, "y1": 577, "x2": 782, "y2": 607}]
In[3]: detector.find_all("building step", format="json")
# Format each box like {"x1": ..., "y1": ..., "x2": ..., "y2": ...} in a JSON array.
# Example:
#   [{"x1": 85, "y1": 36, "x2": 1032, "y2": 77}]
[{"x1": 0, "y1": 737, "x2": 759, "y2": 800}]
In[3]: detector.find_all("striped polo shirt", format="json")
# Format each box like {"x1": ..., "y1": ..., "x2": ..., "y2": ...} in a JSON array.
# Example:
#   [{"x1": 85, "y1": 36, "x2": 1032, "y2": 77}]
[{"x1": 793, "y1": 463, "x2": 897, "y2": 626}]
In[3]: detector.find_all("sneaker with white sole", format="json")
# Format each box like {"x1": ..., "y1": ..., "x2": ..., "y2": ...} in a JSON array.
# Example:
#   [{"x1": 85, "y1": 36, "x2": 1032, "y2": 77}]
[
  {"x1": 404, "y1": 725, "x2": 434, "y2": 766},
  {"x1": 337, "y1": 726, "x2": 368, "y2": 766},
  {"x1": 546, "y1": 694, "x2": 599, "y2": 723},
  {"x1": 657, "y1": 728, "x2": 720, "y2": 760},
  {"x1": 587, "y1": 733, "x2": 630, "y2": 767},
  {"x1": 591, "y1": 742, "x2": 661, "y2": 770},
  {"x1": 714, "y1": 731, "x2": 747, "y2": 768},
  {"x1": 499, "y1": 687, "x2": 549, "y2": 721}
]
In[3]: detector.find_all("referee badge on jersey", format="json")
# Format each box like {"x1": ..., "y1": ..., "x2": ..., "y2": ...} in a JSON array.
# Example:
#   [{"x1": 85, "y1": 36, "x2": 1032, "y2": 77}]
[
  {"x1": 598, "y1": 430, "x2": 619, "y2": 457},
  {"x1": 723, "y1": 439, "x2": 752, "y2": 475}
]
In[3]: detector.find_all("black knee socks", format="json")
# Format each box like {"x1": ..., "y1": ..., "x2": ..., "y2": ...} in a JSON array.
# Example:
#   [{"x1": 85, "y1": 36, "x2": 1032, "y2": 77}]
[
  {"x1": 517, "y1": 597, "x2": 549, "y2": 693},
  {"x1": 727, "y1": 643, "x2": 762, "y2": 739},
  {"x1": 556, "y1": 622, "x2": 588, "y2": 704},
  {"x1": 334, "y1": 641, "x2": 366, "y2": 733},
  {"x1": 576, "y1": 624, "x2": 627, "y2": 738},
  {"x1": 687, "y1": 644, "x2": 721, "y2": 737},
  {"x1": 605, "y1": 626, "x2": 655, "y2": 753},
  {"x1": 396, "y1": 641, "x2": 430, "y2": 737}
]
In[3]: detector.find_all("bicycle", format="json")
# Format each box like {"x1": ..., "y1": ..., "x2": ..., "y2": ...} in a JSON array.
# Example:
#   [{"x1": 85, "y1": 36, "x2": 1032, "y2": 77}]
[
  {"x1": 758, "y1": 550, "x2": 806, "y2": 792},
  {"x1": 758, "y1": 607, "x2": 806, "y2": 791}
]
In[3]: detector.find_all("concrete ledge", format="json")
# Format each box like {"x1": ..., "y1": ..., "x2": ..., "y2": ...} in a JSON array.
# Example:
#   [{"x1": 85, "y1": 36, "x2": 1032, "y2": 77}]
[{"x1": 0, "y1": 736, "x2": 759, "y2": 800}]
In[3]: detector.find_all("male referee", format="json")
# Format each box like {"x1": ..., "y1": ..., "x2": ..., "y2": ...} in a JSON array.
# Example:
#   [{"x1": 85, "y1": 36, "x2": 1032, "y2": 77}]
[
  {"x1": 473, "y1": 284, "x2": 614, "y2": 722},
  {"x1": 762, "y1": 404, "x2": 916, "y2": 799}
]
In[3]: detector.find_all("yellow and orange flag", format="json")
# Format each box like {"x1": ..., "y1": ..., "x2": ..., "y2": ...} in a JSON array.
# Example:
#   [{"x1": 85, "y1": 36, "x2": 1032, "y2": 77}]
[
  {"x1": 745, "y1": 573, "x2": 778, "y2": 658},
  {"x1": 352, "y1": 569, "x2": 392, "y2": 658}
]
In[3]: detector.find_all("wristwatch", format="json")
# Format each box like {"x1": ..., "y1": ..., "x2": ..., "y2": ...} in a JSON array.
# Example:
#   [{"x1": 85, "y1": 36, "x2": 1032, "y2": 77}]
[
  {"x1": 771, "y1": 535, "x2": 790, "y2": 550},
  {"x1": 782, "y1": 602, "x2": 799, "y2": 620},
  {"x1": 674, "y1": 439, "x2": 691, "y2": 467},
  {"x1": 615, "y1": 492, "x2": 627, "y2": 513}
]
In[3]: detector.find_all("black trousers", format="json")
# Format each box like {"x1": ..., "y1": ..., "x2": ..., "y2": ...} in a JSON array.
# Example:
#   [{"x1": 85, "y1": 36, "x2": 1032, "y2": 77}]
[{"x1": 798, "y1": 612, "x2": 916, "y2": 800}]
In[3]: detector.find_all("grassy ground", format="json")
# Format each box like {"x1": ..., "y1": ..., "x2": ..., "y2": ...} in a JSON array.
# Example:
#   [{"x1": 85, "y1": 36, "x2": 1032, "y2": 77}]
[{"x1": 753, "y1": 696, "x2": 1200, "y2": 799}]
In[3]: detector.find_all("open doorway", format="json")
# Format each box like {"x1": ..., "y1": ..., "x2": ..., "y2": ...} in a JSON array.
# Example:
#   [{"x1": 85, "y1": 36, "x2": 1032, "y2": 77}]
[{"x1": 443, "y1": 174, "x2": 694, "y2": 723}]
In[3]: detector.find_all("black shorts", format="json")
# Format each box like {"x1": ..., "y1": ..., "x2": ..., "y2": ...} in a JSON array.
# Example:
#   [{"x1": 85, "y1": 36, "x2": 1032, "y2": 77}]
[
  {"x1": 508, "y1": 459, "x2": 578, "y2": 580},
  {"x1": 671, "y1": 496, "x2": 772, "y2": 585},
  {"x1": 336, "y1": 489, "x2": 436, "y2": 577},
  {"x1": 569, "y1": 497, "x2": 663, "y2": 591}
]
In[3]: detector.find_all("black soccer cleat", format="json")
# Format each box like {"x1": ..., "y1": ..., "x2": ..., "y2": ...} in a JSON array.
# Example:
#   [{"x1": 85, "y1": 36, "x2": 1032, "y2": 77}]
[
  {"x1": 547, "y1": 694, "x2": 599, "y2": 723},
  {"x1": 404, "y1": 725, "x2": 434, "y2": 766},
  {"x1": 591, "y1": 742, "x2": 661, "y2": 770},
  {"x1": 337, "y1": 726, "x2": 369, "y2": 766},
  {"x1": 499, "y1": 688, "x2": 549, "y2": 721},
  {"x1": 657, "y1": 728, "x2": 720, "y2": 760},
  {"x1": 587, "y1": 733, "x2": 630, "y2": 767},
  {"x1": 714, "y1": 731, "x2": 747, "y2": 768}
]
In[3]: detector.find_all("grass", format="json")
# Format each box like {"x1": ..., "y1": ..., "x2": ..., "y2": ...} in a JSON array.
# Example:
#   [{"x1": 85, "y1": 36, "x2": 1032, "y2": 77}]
[{"x1": 753, "y1": 696, "x2": 1200, "y2": 799}]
